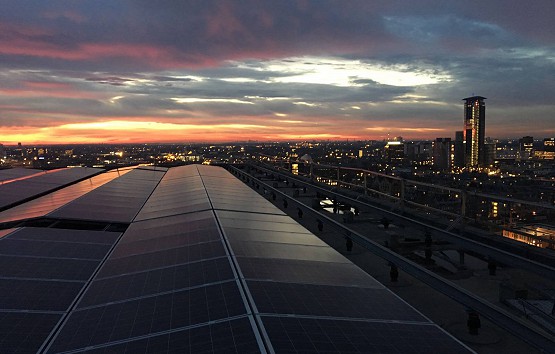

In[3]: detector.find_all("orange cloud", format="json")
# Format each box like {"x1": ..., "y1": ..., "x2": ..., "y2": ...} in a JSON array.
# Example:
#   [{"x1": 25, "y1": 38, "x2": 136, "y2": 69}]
[{"x1": 0, "y1": 118, "x2": 371, "y2": 144}]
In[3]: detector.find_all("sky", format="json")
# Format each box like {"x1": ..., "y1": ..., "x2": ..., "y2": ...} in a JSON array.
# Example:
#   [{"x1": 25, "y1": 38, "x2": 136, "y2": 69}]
[{"x1": 1, "y1": 0, "x2": 554, "y2": 144}]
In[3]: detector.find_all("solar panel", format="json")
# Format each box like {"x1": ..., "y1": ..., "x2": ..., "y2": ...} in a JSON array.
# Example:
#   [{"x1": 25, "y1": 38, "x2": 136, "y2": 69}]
[
  {"x1": 236, "y1": 257, "x2": 382, "y2": 288},
  {"x1": 218, "y1": 218, "x2": 311, "y2": 234},
  {"x1": 133, "y1": 171, "x2": 210, "y2": 221},
  {"x1": 48, "y1": 281, "x2": 248, "y2": 353},
  {"x1": 71, "y1": 317, "x2": 262, "y2": 354},
  {"x1": 110, "y1": 229, "x2": 223, "y2": 259},
  {"x1": 247, "y1": 281, "x2": 426, "y2": 322},
  {"x1": 0, "y1": 169, "x2": 131, "y2": 223},
  {"x1": 119, "y1": 213, "x2": 219, "y2": 245},
  {"x1": 78, "y1": 257, "x2": 234, "y2": 308},
  {"x1": 261, "y1": 316, "x2": 473, "y2": 354},
  {"x1": 0, "y1": 238, "x2": 111, "y2": 260},
  {"x1": 8, "y1": 227, "x2": 120, "y2": 244},
  {"x1": 134, "y1": 200, "x2": 211, "y2": 221},
  {"x1": 48, "y1": 169, "x2": 164, "y2": 222},
  {"x1": 0, "y1": 311, "x2": 61, "y2": 354},
  {"x1": 0, "y1": 278, "x2": 84, "y2": 311},
  {"x1": 0, "y1": 255, "x2": 99, "y2": 281},
  {"x1": 0, "y1": 168, "x2": 43, "y2": 183},
  {"x1": 97, "y1": 241, "x2": 227, "y2": 278},
  {"x1": 228, "y1": 241, "x2": 348, "y2": 263},
  {"x1": 0, "y1": 168, "x2": 103, "y2": 209},
  {"x1": 225, "y1": 227, "x2": 327, "y2": 246}
]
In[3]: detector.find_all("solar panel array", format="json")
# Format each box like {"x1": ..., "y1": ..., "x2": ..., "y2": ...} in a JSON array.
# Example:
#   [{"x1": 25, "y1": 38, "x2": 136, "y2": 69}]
[
  {"x1": 44, "y1": 166, "x2": 262, "y2": 353},
  {"x1": 203, "y1": 166, "x2": 472, "y2": 354},
  {"x1": 0, "y1": 227, "x2": 122, "y2": 353},
  {"x1": 0, "y1": 165, "x2": 473, "y2": 353},
  {"x1": 0, "y1": 167, "x2": 102, "y2": 210}
]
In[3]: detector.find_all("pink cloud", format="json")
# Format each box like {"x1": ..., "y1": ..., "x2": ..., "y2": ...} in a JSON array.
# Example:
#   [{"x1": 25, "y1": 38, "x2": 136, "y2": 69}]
[
  {"x1": 0, "y1": 36, "x2": 220, "y2": 68},
  {"x1": 0, "y1": 23, "x2": 55, "y2": 37},
  {"x1": 23, "y1": 81, "x2": 74, "y2": 90}
]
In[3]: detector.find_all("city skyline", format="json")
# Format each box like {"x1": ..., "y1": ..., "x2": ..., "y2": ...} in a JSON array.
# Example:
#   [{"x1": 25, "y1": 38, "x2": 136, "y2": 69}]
[{"x1": 1, "y1": 1, "x2": 555, "y2": 144}]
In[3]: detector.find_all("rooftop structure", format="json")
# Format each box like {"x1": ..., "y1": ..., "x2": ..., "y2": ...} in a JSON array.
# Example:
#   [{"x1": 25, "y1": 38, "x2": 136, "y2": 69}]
[{"x1": 0, "y1": 165, "x2": 473, "y2": 353}]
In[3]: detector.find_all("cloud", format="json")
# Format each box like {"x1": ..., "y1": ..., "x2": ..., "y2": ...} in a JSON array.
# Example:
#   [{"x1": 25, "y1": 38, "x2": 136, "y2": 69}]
[{"x1": 0, "y1": 0, "x2": 554, "y2": 142}]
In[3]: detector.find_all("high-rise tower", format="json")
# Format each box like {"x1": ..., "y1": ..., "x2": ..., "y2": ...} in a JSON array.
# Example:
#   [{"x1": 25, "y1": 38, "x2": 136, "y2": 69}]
[{"x1": 463, "y1": 96, "x2": 486, "y2": 167}]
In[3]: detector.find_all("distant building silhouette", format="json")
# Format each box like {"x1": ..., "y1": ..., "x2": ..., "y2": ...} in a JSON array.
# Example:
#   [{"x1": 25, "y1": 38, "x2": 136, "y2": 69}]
[
  {"x1": 463, "y1": 96, "x2": 486, "y2": 167},
  {"x1": 433, "y1": 138, "x2": 452, "y2": 170},
  {"x1": 384, "y1": 141, "x2": 404, "y2": 164},
  {"x1": 454, "y1": 131, "x2": 465, "y2": 168},
  {"x1": 519, "y1": 136, "x2": 534, "y2": 160},
  {"x1": 484, "y1": 138, "x2": 496, "y2": 166},
  {"x1": 543, "y1": 137, "x2": 554, "y2": 152}
]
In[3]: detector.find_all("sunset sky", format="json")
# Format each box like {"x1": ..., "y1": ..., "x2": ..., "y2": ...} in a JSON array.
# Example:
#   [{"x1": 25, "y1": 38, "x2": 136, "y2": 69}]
[{"x1": 1, "y1": 0, "x2": 554, "y2": 144}]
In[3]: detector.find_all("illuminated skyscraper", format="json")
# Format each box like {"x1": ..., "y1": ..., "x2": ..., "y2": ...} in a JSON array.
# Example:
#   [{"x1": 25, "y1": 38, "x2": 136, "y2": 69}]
[{"x1": 463, "y1": 96, "x2": 486, "y2": 167}]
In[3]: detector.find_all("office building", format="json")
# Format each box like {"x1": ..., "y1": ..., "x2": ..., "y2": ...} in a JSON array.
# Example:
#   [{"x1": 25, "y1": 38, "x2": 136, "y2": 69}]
[{"x1": 463, "y1": 96, "x2": 486, "y2": 167}]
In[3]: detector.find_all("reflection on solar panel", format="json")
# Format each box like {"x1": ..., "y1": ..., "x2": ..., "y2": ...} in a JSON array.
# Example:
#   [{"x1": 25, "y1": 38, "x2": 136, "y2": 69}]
[
  {"x1": 0, "y1": 167, "x2": 103, "y2": 210},
  {"x1": 0, "y1": 165, "x2": 472, "y2": 353},
  {"x1": 48, "y1": 168, "x2": 165, "y2": 222},
  {"x1": 0, "y1": 228, "x2": 15, "y2": 239},
  {"x1": 0, "y1": 168, "x2": 132, "y2": 223},
  {"x1": 0, "y1": 167, "x2": 45, "y2": 183}
]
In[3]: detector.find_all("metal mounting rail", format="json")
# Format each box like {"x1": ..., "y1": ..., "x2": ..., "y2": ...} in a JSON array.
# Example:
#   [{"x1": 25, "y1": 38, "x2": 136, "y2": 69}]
[
  {"x1": 229, "y1": 165, "x2": 555, "y2": 353},
  {"x1": 248, "y1": 163, "x2": 555, "y2": 278}
]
